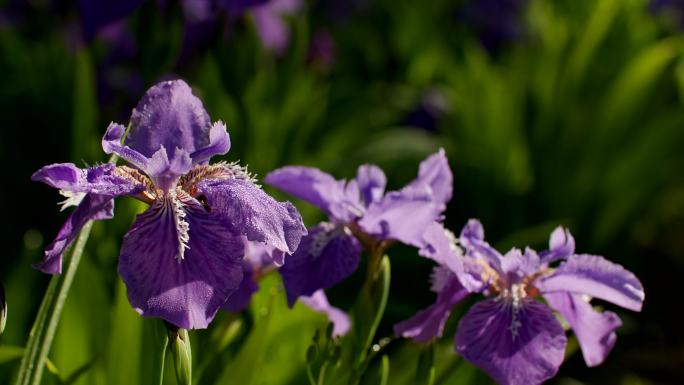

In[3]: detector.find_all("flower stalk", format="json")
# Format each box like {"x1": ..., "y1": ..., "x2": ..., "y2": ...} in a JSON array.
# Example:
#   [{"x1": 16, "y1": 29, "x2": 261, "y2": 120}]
[{"x1": 14, "y1": 220, "x2": 93, "y2": 385}]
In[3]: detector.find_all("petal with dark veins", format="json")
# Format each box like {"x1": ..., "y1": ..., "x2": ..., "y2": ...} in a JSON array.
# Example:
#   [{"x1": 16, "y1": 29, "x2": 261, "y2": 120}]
[
  {"x1": 118, "y1": 198, "x2": 244, "y2": 329},
  {"x1": 279, "y1": 223, "x2": 361, "y2": 306},
  {"x1": 455, "y1": 298, "x2": 566, "y2": 385}
]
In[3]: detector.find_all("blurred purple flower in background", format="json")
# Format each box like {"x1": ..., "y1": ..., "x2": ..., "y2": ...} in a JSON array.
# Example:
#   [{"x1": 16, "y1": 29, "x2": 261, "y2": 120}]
[
  {"x1": 403, "y1": 89, "x2": 449, "y2": 132},
  {"x1": 77, "y1": 0, "x2": 144, "y2": 41},
  {"x1": 306, "y1": 30, "x2": 336, "y2": 71},
  {"x1": 395, "y1": 220, "x2": 645, "y2": 385},
  {"x1": 77, "y1": 0, "x2": 302, "y2": 56},
  {"x1": 265, "y1": 150, "x2": 452, "y2": 306},
  {"x1": 32, "y1": 79, "x2": 306, "y2": 329},
  {"x1": 650, "y1": 0, "x2": 684, "y2": 27},
  {"x1": 224, "y1": 240, "x2": 351, "y2": 336},
  {"x1": 251, "y1": 0, "x2": 303, "y2": 55},
  {"x1": 458, "y1": 0, "x2": 526, "y2": 53},
  {"x1": 95, "y1": 21, "x2": 144, "y2": 113}
]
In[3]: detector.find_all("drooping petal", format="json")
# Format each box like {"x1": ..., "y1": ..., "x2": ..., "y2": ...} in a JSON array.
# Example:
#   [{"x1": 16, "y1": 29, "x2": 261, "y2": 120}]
[
  {"x1": 125, "y1": 80, "x2": 214, "y2": 159},
  {"x1": 406, "y1": 149, "x2": 453, "y2": 205},
  {"x1": 394, "y1": 276, "x2": 469, "y2": 342},
  {"x1": 279, "y1": 223, "x2": 361, "y2": 306},
  {"x1": 299, "y1": 290, "x2": 351, "y2": 337},
  {"x1": 264, "y1": 166, "x2": 346, "y2": 216},
  {"x1": 536, "y1": 254, "x2": 645, "y2": 312},
  {"x1": 455, "y1": 299, "x2": 567, "y2": 385},
  {"x1": 355, "y1": 164, "x2": 386, "y2": 206},
  {"x1": 540, "y1": 226, "x2": 575, "y2": 263},
  {"x1": 222, "y1": 262, "x2": 260, "y2": 313},
  {"x1": 35, "y1": 194, "x2": 114, "y2": 274},
  {"x1": 198, "y1": 179, "x2": 307, "y2": 255},
  {"x1": 357, "y1": 185, "x2": 443, "y2": 247},
  {"x1": 544, "y1": 292, "x2": 622, "y2": 367},
  {"x1": 31, "y1": 162, "x2": 144, "y2": 196},
  {"x1": 118, "y1": 199, "x2": 244, "y2": 329}
]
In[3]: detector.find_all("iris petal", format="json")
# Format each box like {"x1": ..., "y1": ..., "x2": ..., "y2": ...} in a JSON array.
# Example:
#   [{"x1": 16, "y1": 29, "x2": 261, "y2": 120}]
[
  {"x1": 299, "y1": 290, "x2": 351, "y2": 337},
  {"x1": 32, "y1": 163, "x2": 144, "y2": 275},
  {"x1": 544, "y1": 292, "x2": 622, "y2": 367},
  {"x1": 536, "y1": 254, "x2": 644, "y2": 312},
  {"x1": 125, "y1": 80, "x2": 213, "y2": 158},
  {"x1": 118, "y1": 198, "x2": 244, "y2": 329},
  {"x1": 31, "y1": 162, "x2": 144, "y2": 196},
  {"x1": 358, "y1": 185, "x2": 443, "y2": 247},
  {"x1": 355, "y1": 164, "x2": 386, "y2": 206},
  {"x1": 34, "y1": 194, "x2": 114, "y2": 274},
  {"x1": 540, "y1": 227, "x2": 575, "y2": 263},
  {"x1": 455, "y1": 298, "x2": 566, "y2": 385},
  {"x1": 189, "y1": 121, "x2": 231, "y2": 164},
  {"x1": 102, "y1": 123, "x2": 153, "y2": 172},
  {"x1": 279, "y1": 223, "x2": 361, "y2": 306},
  {"x1": 459, "y1": 219, "x2": 504, "y2": 275},
  {"x1": 199, "y1": 178, "x2": 307, "y2": 255},
  {"x1": 394, "y1": 277, "x2": 469, "y2": 342},
  {"x1": 222, "y1": 262, "x2": 260, "y2": 313},
  {"x1": 264, "y1": 166, "x2": 347, "y2": 216},
  {"x1": 406, "y1": 149, "x2": 453, "y2": 205}
]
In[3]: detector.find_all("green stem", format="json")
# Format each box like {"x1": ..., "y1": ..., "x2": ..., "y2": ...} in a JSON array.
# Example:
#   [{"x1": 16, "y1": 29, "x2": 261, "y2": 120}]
[
  {"x1": 317, "y1": 362, "x2": 329, "y2": 385},
  {"x1": 306, "y1": 365, "x2": 317, "y2": 385},
  {"x1": 15, "y1": 221, "x2": 94, "y2": 385}
]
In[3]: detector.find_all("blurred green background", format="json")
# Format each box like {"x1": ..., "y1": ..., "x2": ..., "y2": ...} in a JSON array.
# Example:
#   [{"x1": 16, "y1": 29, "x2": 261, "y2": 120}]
[{"x1": 1, "y1": 0, "x2": 683, "y2": 384}]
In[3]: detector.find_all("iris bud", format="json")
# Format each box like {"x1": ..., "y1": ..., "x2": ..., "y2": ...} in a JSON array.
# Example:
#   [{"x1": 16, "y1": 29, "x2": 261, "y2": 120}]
[{"x1": 168, "y1": 326, "x2": 192, "y2": 385}]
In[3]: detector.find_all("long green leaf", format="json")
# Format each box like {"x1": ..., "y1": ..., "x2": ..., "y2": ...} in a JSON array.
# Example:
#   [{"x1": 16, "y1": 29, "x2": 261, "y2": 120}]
[{"x1": 14, "y1": 221, "x2": 94, "y2": 385}]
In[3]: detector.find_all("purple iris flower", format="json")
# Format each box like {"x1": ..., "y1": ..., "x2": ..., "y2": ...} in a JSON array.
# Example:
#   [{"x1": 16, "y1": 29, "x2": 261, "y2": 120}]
[
  {"x1": 224, "y1": 240, "x2": 351, "y2": 336},
  {"x1": 32, "y1": 79, "x2": 306, "y2": 329},
  {"x1": 77, "y1": 0, "x2": 302, "y2": 62},
  {"x1": 265, "y1": 150, "x2": 452, "y2": 306},
  {"x1": 395, "y1": 220, "x2": 645, "y2": 385},
  {"x1": 251, "y1": 0, "x2": 303, "y2": 55}
]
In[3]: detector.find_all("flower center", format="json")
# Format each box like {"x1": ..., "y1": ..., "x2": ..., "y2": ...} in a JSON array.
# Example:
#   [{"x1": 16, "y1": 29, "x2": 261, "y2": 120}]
[
  {"x1": 167, "y1": 189, "x2": 190, "y2": 262},
  {"x1": 179, "y1": 161, "x2": 255, "y2": 196}
]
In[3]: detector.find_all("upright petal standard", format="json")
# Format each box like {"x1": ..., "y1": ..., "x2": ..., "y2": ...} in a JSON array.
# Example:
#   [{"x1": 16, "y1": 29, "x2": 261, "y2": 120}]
[{"x1": 33, "y1": 79, "x2": 307, "y2": 329}]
